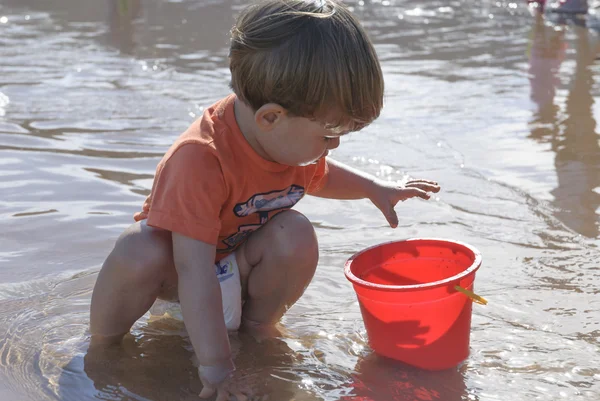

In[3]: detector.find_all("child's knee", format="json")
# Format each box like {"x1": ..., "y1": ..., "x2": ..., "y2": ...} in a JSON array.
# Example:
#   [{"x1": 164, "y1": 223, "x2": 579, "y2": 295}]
[
  {"x1": 109, "y1": 222, "x2": 174, "y2": 285},
  {"x1": 271, "y1": 210, "x2": 318, "y2": 264}
]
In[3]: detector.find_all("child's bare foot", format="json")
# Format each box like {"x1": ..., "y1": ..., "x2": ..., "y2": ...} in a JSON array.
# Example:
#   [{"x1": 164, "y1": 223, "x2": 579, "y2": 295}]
[
  {"x1": 89, "y1": 332, "x2": 127, "y2": 348},
  {"x1": 239, "y1": 318, "x2": 283, "y2": 342}
]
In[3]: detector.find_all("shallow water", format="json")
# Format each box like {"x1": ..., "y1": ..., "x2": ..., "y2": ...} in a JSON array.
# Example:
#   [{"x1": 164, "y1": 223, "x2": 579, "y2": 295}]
[{"x1": 1, "y1": 0, "x2": 599, "y2": 400}]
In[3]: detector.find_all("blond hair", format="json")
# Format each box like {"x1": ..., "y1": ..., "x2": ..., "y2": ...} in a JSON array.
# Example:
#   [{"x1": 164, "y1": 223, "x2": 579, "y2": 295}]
[{"x1": 229, "y1": 0, "x2": 384, "y2": 132}]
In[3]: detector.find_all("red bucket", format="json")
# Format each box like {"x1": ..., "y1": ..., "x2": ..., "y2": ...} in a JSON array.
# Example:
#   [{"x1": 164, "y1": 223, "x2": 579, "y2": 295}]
[{"x1": 344, "y1": 238, "x2": 482, "y2": 370}]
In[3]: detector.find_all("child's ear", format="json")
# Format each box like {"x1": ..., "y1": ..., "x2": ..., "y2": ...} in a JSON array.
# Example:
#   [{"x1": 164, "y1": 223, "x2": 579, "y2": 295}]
[{"x1": 255, "y1": 103, "x2": 287, "y2": 131}]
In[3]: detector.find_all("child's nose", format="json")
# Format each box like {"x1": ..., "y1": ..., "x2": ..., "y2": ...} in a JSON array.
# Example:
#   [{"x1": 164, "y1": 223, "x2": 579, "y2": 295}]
[{"x1": 327, "y1": 137, "x2": 340, "y2": 150}]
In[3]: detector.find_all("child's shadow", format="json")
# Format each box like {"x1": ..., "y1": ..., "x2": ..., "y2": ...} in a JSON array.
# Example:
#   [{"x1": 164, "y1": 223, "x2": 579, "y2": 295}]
[
  {"x1": 57, "y1": 318, "x2": 300, "y2": 401},
  {"x1": 58, "y1": 318, "x2": 204, "y2": 401}
]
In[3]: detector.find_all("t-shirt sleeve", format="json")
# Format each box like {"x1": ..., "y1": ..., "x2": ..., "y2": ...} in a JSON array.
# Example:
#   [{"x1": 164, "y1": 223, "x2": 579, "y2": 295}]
[
  {"x1": 146, "y1": 143, "x2": 227, "y2": 245},
  {"x1": 307, "y1": 156, "x2": 329, "y2": 194}
]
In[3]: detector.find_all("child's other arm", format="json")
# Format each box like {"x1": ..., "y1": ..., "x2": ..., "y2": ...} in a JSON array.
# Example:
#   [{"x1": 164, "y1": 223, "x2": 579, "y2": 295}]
[
  {"x1": 312, "y1": 158, "x2": 440, "y2": 227},
  {"x1": 171, "y1": 233, "x2": 234, "y2": 390}
]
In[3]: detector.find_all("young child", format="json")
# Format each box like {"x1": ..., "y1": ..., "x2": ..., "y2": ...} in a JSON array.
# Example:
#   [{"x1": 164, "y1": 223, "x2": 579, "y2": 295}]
[{"x1": 89, "y1": 0, "x2": 440, "y2": 399}]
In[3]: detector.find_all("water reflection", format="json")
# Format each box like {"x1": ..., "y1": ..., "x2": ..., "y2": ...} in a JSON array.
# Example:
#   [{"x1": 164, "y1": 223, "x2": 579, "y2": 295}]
[
  {"x1": 2, "y1": 0, "x2": 600, "y2": 400},
  {"x1": 2, "y1": 0, "x2": 236, "y2": 69},
  {"x1": 107, "y1": 0, "x2": 142, "y2": 54},
  {"x1": 342, "y1": 353, "x2": 471, "y2": 401},
  {"x1": 527, "y1": 14, "x2": 566, "y2": 115},
  {"x1": 527, "y1": 16, "x2": 600, "y2": 238},
  {"x1": 71, "y1": 332, "x2": 200, "y2": 401},
  {"x1": 63, "y1": 326, "x2": 301, "y2": 401}
]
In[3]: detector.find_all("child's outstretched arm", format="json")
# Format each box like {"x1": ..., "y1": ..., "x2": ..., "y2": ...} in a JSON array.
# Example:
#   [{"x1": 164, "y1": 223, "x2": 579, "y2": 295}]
[
  {"x1": 312, "y1": 158, "x2": 440, "y2": 228},
  {"x1": 171, "y1": 233, "x2": 249, "y2": 400}
]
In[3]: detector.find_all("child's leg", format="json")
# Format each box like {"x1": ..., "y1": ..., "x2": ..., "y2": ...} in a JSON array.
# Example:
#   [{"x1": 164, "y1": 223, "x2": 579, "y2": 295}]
[
  {"x1": 235, "y1": 210, "x2": 319, "y2": 328},
  {"x1": 89, "y1": 220, "x2": 178, "y2": 345},
  {"x1": 89, "y1": 209, "x2": 318, "y2": 343}
]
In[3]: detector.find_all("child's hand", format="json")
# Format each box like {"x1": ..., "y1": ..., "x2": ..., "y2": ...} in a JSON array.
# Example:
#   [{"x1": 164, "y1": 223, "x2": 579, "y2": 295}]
[
  {"x1": 198, "y1": 368, "x2": 252, "y2": 401},
  {"x1": 369, "y1": 179, "x2": 440, "y2": 228},
  {"x1": 198, "y1": 367, "x2": 251, "y2": 401}
]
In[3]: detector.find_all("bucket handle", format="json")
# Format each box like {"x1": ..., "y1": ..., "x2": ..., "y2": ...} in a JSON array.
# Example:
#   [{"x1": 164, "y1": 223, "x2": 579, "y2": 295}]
[{"x1": 454, "y1": 285, "x2": 488, "y2": 305}]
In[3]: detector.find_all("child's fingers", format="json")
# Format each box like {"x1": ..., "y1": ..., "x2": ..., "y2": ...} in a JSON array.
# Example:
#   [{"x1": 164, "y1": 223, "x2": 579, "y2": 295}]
[
  {"x1": 215, "y1": 389, "x2": 230, "y2": 401},
  {"x1": 232, "y1": 391, "x2": 249, "y2": 401},
  {"x1": 405, "y1": 179, "x2": 438, "y2": 185},
  {"x1": 405, "y1": 181, "x2": 440, "y2": 193},
  {"x1": 382, "y1": 203, "x2": 399, "y2": 228},
  {"x1": 199, "y1": 385, "x2": 216, "y2": 399},
  {"x1": 400, "y1": 188, "x2": 431, "y2": 201},
  {"x1": 405, "y1": 182, "x2": 440, "y2": 192}
]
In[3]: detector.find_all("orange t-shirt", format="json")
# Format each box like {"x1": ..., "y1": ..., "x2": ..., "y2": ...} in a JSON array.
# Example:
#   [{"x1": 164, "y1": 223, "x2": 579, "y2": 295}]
[{"x1": 134, "y1": 95, "x2": 329, "y2": 261}]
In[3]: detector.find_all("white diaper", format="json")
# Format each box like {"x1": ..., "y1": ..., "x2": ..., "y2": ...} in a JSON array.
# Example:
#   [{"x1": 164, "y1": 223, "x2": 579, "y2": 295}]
[
  {"x1": 149, "y1": 253, "x2": 243, "y2": 331},
  {"x1": 214, "y1": 253, "x2": 243, "y2": 331}
]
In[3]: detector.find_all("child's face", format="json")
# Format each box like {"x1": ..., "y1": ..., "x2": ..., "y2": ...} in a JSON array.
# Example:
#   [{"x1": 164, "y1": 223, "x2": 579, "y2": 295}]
[{"x1": 255, "y1": 107, "x2": 347, "y2": 166}]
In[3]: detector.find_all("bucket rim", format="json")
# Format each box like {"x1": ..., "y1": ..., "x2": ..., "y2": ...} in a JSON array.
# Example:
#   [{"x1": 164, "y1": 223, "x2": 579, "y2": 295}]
[{"x1": 344, "y1": 238, "x2": 482, "y2": 291}]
